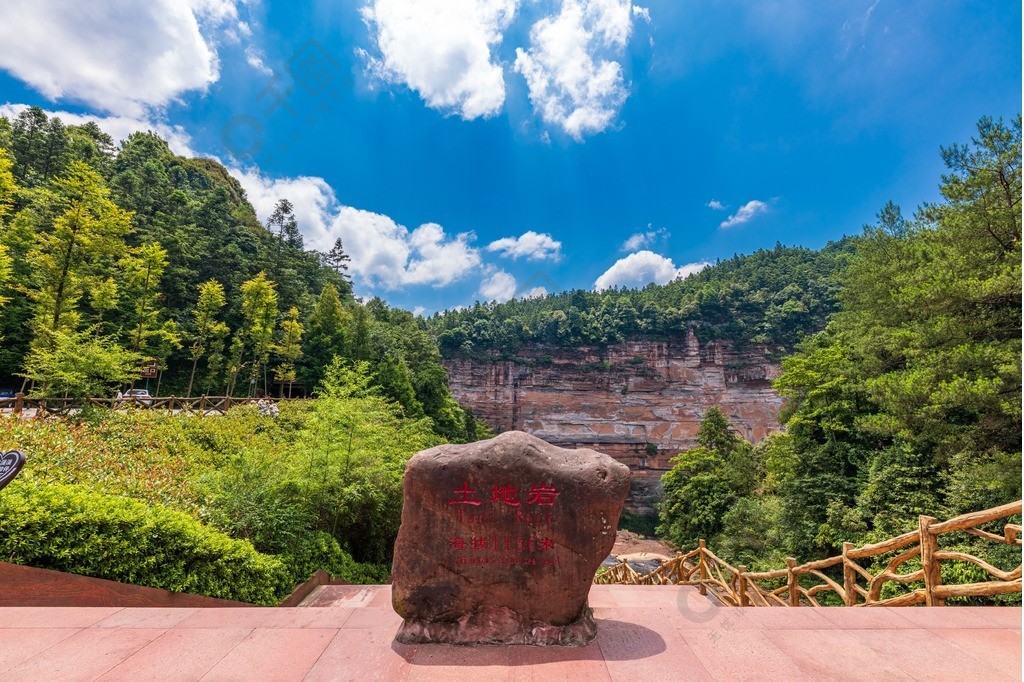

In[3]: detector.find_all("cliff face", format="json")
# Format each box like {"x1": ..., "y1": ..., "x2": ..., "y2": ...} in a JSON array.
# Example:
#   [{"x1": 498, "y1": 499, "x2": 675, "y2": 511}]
[{"x1": 443, "y1": 331, "x2": 784, "y2": 515}]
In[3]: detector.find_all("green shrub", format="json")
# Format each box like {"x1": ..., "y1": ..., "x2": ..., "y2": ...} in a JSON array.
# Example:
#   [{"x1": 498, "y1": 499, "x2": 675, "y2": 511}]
[{"x1": 0, "y1": 481, "x2": 292, "y2": 605}]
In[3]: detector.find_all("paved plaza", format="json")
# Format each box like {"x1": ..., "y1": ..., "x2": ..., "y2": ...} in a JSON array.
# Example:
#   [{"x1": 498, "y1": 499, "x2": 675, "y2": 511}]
[{"x1": 0, "y1": 585, "x2": 1018, "y2": 680}]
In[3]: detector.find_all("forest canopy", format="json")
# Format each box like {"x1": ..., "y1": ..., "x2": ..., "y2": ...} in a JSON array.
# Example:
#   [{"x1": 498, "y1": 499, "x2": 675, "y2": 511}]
[{"x1": 0, "y1": 107, "x2": 482, "y2": 442}]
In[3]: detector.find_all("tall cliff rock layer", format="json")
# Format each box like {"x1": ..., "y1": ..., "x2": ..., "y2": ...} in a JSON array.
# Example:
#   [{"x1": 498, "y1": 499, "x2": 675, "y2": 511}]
[{"x1": 443, "y1": 331, "x2": 784, "y2": 516}]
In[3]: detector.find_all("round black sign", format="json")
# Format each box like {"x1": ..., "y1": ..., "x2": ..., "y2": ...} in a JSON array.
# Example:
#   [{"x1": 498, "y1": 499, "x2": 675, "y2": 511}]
[{"x1": 0, "y1": 450, "x2": 26, "y2": 491}]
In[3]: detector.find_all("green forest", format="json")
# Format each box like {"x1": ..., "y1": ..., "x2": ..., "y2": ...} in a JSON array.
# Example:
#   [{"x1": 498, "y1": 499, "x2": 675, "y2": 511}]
[
  {"x1": 0, "y1": 106, "x2": 481, "y2": 442},
  {"x1": 428, "y1": 240, "x2": 852, "y2": 359},
  {"x1": 658, "y1": 116, "x2": 1021, "y2": 599}
]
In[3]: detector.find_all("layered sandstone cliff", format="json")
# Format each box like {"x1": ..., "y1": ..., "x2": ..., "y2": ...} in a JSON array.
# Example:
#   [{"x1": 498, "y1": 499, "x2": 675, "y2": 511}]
[{"x1": 443, "y1": 330, "x2": 784, "y2": 515}]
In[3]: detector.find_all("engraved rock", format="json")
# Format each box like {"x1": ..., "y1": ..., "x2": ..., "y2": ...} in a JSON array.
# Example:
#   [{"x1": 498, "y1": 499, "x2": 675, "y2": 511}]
[{"x1": 391, "y1": 431, "x2": 631, "y2": 646}]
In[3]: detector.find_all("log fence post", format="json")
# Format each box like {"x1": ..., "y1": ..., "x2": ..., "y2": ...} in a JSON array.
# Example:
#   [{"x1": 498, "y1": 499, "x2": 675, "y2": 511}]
[
  {"x1": 13, "y1": 393, "x2": 23, "y2": 415},
  {"x1": 842, "y1": 542, "x2": 858, "y2": 606},
  {"x1": 786, "y1": 557, "x2": 799, "y2": 606},
  {"x1": 697, "y1": 539, "x2": 707, "y2": 596},
  {"x1": 919, "y1": 515, "x2": 944, "y2": 606},
  {"x1": 737, "y1": 565, "x2": 749, "y2": 606}
]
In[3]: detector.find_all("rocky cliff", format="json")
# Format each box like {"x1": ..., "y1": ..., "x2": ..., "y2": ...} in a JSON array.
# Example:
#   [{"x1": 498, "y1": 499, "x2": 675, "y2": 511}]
[{"x1": 443, "y1": 330, "x2": 784, "y2": 516}]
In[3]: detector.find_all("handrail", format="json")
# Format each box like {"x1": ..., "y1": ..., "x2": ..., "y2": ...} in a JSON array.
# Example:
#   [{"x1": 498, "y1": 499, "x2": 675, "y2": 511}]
[
  {"x1": 0, "y1": 393, "x2": 306, "y2": 416},
  {"x1": 595, "y1": 501, "x2": 1023, "y2": 607}
]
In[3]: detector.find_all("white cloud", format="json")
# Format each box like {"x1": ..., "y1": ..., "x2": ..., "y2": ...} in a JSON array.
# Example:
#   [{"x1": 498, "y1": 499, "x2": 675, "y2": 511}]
[
  {"x1": 0, "y1": 103, "x2": 197, "y2": 156},
  {"x1": 620, "y1": 226, "x2": 667, "y2": 252},
  {"x1": 486, "y1": 230, "x2": 562, "y2": 261},
  {"x1": 479, "y1": 270, "x2": 517, "y2": 302},
  {"x1": 514, "y1": 0, "x2": 641, "y2": 139},
  {"x1": 706, "y1": 199, "x2": 725, "y2": 210},
  {"x1": 361, "y1": 0, "x2": 518, "y2": 119},
  {"x1": 675, "y1": 261, "x2": 711, "y2": 279},
  {"x1": 632, "y1": 5, "x2": 650, "y2": 22},
  {"x1": 245, "y1": 45, "x2": 272, "y2": 76},
  {"x1": 232, "y1": 166, "x2": 481, "y2": 290},
  {"x1": 594, "y1": 250, "x2": 709, "y2": 291},
  {"x1": 595, "y1": 250, "x2": 676, "y2": 291},
  {"x1": 720, "y1": 199, "x2": 769, "y2": 228},
  {"x1": 522, "y1": 286, "x2": 548, "y2": 299},
  {"x1": 0, "y1": 0, "x2": 244, "y2": 116}
]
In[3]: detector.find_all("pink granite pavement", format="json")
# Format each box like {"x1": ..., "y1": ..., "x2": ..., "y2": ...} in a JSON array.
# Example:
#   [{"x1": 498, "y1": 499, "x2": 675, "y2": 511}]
[{"x1": 0, "y1": 585, "x2": 1018, "y2": 681}]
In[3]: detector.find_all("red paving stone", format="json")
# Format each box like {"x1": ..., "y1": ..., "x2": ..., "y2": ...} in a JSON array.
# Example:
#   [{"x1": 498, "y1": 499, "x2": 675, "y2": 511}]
[
  {"x1": 97, "y1": 628, "x2": 253, "y2": 681},
  {"x1": 3, "y1": 627, "x2": 163, "y2": 681},
  {"x1": 0, "y1": 627, "x2": 81, "y2": 674},
  {"x1": 847, "y1": 628, "x2": 1018, "y2": 682},
  {"x1": 199, "y1": 628, "x2": 336, "y2": 681},
  {"x1": 0, "y1": 586, "x2": 1017, "y2": 680},
  {"x1": 763, "y1": 628, "x2": 915, "y2": 681}
]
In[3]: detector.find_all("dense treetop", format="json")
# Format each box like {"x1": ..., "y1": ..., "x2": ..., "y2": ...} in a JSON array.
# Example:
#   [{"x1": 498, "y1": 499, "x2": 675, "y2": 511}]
[{"x1": 428, "y1": 240, "x2": 855, "y2": 360}]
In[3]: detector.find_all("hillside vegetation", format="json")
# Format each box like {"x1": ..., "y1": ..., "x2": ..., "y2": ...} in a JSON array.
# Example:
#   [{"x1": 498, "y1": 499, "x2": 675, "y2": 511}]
[
  {"x1": 658, "y1": 116, "x2": 1021, "y2": 601},
  {"x1": 0, "y1": 107, "x2": 482, "y2": 442},
  {"x1": 429, "y1": 240, "x2": 854, "y2": 360}
]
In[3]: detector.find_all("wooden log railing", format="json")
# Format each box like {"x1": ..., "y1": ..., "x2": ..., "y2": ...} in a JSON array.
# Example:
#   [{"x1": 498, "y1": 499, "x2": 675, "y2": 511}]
[
  {"x1": 595, "y1": 500, "x2": 1023, "y2": 607},
  {"x1": 0, "y1": 393, "x2": 298, "y2": 416}
]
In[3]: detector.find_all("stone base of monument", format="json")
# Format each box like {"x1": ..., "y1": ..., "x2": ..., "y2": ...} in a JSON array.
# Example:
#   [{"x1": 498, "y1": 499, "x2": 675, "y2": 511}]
[{"x1": 396, "y1": 605, "x2": 597, "y2": 646}]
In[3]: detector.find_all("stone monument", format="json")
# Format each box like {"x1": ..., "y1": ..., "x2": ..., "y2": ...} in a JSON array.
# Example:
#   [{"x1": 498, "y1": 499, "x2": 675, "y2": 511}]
[{"x1": 391, "y1": 431, "x2": 631, "y2": 646}]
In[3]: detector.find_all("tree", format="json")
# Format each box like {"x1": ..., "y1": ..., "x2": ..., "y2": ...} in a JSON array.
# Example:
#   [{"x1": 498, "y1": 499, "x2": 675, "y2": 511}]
[
  {"x1": 326, "y1": 238, "x2": 351, "y2": 280},
  {"x1": 151, "y1": 320, "x2": 182, "y2": 396},
  {"x1": 239, "y1": 273, "x2": 279, "y2": 397},
  {"x1": 21, "y1": 328, "x2": 142, "y2": 398},
  {"x1": 274, "y1": 306, "x2": 303, "y2": 398},
  {"x1": 26, "y1": 161, "x2": 132, "y2": 344},
  {"x1": 267, "y1": 198, "x2": 301, "y2": 249},
  {"x1": 123, "y1": 242, "x2": 169, "y2": 358},
  {"x1": 300, "y1": 283, "x2": 348, "y2": 390},
  {"x1": 657, "y1": 407, "x2": 756, "y2": 548},
  {"x1": 187, "y1": 280, "x2": 227, "y2": 397}
]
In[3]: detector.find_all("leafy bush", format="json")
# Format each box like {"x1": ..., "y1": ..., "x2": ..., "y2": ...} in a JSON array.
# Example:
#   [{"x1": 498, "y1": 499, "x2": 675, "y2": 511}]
[{"x1": 0, "y1": 481, "x2": 292, "y2": 605}]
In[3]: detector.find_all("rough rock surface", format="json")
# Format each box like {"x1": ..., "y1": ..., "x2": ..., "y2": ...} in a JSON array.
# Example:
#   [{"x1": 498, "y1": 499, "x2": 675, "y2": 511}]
[
  {"x1": 391, "y1": 431, "x2": 630, "y2": 646},
  {"x1": 443, "y1": 334, "x2": 783, "y2": 514}
]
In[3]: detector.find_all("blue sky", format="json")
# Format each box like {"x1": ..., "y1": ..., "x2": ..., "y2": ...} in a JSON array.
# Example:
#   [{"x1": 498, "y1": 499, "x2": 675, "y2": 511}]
[{"x1": 0, "y1": 1, "x2": 1019, "y2": 314}]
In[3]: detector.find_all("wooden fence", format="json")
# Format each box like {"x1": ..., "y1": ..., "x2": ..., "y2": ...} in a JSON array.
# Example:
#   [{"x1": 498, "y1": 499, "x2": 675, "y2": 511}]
[
  {"x1": 596, "y1": 500, "x2": 1022, "y2": 607},
  {"x1": 0, "y1": 393, "x2": 294, "y2": 416}
]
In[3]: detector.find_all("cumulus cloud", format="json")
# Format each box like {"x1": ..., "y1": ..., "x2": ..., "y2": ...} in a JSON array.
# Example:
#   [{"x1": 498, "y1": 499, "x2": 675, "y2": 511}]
[
  {"x1": 620, "y1": 226, "x2": 667, "y2": 252},
  {"x1": 232, "y1": 166, "x2": 481, "y2": 289},
  {"x1": 360, "y1": 0, "x2": 518, "y2": 119},
  {"x1": 479, "y1": 270, "x2": 518, "y2": 302},
  {"x1": 0, "y1": 0, "x2": 247, "y2": 116},
  {"x1": 676, "y1": 261, "x2": 711, "y2": 279},
  {"x1": 522, "y1": 286, "x2": 548, "y2": 298},
  {"x1": 0, "y1": 103, "x2": 197, "y2": 156},
  {"x1": 706, "y1": 199, "x2": 725, "y2": 210},
  {"x1": 486, "y1": 230, "x2": 562, "y2": 261},
  {"x1": 594, "y1": 250, "x2": 709, "y2": 291},
  {"x1": 514, "y1": 0, "x2": 640, "y2": 139},
  {"x1": 720, "y1": 199, "x2": 769, "y2": 228}
]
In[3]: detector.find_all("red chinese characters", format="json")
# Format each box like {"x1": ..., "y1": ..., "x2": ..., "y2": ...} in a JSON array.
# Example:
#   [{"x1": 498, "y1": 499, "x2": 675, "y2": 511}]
[
  {"x1": 449, "y1": 482, "x2": 482, "y2": 506},
  {"x1": 489, "y1": 484, "x2": 521, "y2": 506},
  {"x1": 450, "y1": 482, "x2": 558, "y2": 507},
  {"x1": 447, "y1": 534, "x2": 557, "y2": 553},
  {"x1": 526, "y1": 484, "x2": 559, "y2": 506}
]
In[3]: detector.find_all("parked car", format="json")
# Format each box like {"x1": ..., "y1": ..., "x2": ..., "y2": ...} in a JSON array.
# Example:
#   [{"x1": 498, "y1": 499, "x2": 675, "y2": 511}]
[
  {"x1": 0, "y1": 389, "x2": 15, "y2": 399},
  {"x1": 123, "y1": 388, "x2": 153, "y2": 406}
]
